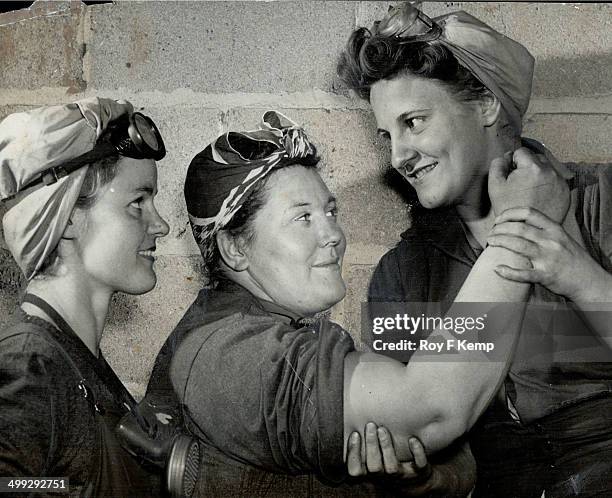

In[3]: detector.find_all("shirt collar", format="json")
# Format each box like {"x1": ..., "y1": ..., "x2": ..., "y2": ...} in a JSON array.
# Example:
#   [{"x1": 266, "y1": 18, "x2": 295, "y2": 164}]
[
  {"x1": 404, "y1": 207, "x2": 478, "y2": 266},
  {"x1": 215, "y1": 277, "x2": 304, "y2": 326}
]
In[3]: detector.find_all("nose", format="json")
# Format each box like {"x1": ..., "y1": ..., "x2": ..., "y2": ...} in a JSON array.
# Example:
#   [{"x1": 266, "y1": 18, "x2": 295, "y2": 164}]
[
  {"x1": 148, "y1": 205, "x2": 170, "y2": 239},
  {"x1": 319, "y1": 216, "x2": 344, "y2": 249},
  {"x1": 391, "y1": 134, "x2": 419, "y2": 173}
]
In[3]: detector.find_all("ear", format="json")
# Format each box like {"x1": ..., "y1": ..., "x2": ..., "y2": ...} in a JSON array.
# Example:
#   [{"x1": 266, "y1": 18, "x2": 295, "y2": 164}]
[
  {"x1": 62, "y1": 208, "x2": 86, "y2": 241},
  {"x1": 216, "y1": 230, "x2": 249, "y2": 272},
  {"x1": 479, "y1": 92, "x2": 502, "y2": 128}
]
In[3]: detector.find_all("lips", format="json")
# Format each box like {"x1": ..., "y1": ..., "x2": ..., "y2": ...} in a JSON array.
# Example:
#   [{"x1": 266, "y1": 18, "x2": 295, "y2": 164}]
[
  {"x1": 407, "y1": 162, "x2": 438, "y2": 182},
  {"x1": 137, "y1": 247, "x2": 156, "y2": 261},
  {"x1": 312, "y1": 257, "x2": 340, "y2": 268}
]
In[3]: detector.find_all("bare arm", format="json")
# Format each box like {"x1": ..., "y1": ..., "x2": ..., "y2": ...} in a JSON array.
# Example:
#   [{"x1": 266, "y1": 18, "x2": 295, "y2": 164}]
[
  {"x1": 343, "y1": 147, "x2": 570, "y2": 459},
  {"x1": 344, "y1": 245, "x2": 529, "y2": 459}
]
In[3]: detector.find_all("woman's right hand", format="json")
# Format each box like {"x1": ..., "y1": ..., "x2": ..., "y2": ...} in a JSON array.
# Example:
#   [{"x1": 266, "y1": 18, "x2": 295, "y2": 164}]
[{"x1": 488, "y1": 147, "x2": 570, "y2": 223}]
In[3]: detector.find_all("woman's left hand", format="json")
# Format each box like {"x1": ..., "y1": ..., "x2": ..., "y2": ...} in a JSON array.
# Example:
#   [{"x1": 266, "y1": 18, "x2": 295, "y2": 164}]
[
  {"x1": 347, "y1": 424, "x2": 475, "y2": 496},
  {"x1": 487, "y1": 207, "x2": 608, "y2": 301},
  {"x1": 347, "y1": 423, "x2": 431, "y2": 480}
]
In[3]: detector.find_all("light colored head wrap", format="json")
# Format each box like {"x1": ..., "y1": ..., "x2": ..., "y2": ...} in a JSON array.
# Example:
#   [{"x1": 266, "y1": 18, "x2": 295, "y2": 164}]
[
  {"x1": 185, "y1": 110, "x2": 318, "y2": 262},
  {"x1": 370, "y1": 3, "x2": 535, "y2": 132},
  {"x1": 0, "y1": 97, "x2": 133, "y2": 279}
]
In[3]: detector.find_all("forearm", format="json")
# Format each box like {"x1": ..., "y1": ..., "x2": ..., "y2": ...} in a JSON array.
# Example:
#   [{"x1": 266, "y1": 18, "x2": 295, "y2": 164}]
[
  {"x1": 409, "y1": 246, "x2": 530, "y2": 438},
  {"x1": 456, "y1": 246, "x2": 531, "y2": 302},
  {"x1": 345, "y1": 354, "x2": 511, "y2": 458},
  {"x1": 345, "y1": 247, "x2": 531, "y2": 456}
]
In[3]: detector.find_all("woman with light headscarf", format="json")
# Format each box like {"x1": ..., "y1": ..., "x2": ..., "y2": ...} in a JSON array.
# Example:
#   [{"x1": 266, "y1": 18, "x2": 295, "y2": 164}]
[
  {"x1": 0, "y1": 98, "x2": 169, "y2": 496},
  {"x1": 143, "y1": 109, "x2": 565, "y2": 496},
  {"x1": 338, "y1": 3, "x2": 612, "y2": 496}
]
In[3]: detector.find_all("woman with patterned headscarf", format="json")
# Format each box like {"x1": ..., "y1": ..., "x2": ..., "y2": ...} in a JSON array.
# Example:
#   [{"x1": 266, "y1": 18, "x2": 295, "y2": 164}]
[
  {"x1": 143, "y1": 109, "x2": 562, "y2": 496},
  {"x1": 338, "y1": 3, "x2": 612, "y2": 496},
  {"x1": 0, "y1": 98, "x2": 169, "y2": 496}
]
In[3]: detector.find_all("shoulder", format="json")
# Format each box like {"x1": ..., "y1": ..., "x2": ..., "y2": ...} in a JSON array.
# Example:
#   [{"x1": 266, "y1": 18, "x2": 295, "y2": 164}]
[
  {"x1": 170, "y1": 310, "x2": 317, "y2": 399},
  {"x1": 167, "y1": 286, "x2": 304, "y2": 400},
  {"x1": 0, "y1": 319, "x2": 68, "y2": 374},
  {"x1": 566, "y1": 163, "x2": 612, "y2": 267},
  {"x1": 369, "y1": 227, "x2": 429, "y2": 303},
  {"x1": 172, "y1": 307, "x2": 354, "y2": 406},
  {"x1": 566, "y1": 162, "x2": 612, "y2": 197},
  {"x1": 0, "y1": 319, "x2": 81, "y2": 411},
  {"x1": 0, "y1": 321, "x2": 71, "y2": 475}
]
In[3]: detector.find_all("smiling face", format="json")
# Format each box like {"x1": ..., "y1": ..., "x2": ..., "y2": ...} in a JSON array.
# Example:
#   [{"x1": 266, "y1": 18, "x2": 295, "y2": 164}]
[
  {"x1": 371, "y1": 73, "x2": 496, "y2": 210},
  {"x1": 238, "y1": 166, "x2": 347, "y2": 316},
  {"x1": 71, "y1": 157, "x2": 169, "y2": 295}
]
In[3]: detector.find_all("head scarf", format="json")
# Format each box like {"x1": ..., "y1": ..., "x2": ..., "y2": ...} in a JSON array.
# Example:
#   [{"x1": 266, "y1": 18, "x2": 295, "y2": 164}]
[
  {"x1": 370, "y1": 3, "x2": 535, "y2": 132},
  {"x1": 185, "y1": 110, "x2": 318, "y2": 261},
  {"x1": 0, "y1": 98, "x2": 133, "y2": 279}
]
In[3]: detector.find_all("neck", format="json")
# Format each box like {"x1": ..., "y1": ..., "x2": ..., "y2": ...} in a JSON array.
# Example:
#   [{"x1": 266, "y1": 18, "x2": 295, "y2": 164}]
[
  {"x1": 223, "y1": 267, "x2": 272, "y2": 306},
  {"x1": 455, "y1": 130, "x2": 520, "y2": 246},
  {"x1": 23, "y1": 273, "x2": 112, "y2": 357}
]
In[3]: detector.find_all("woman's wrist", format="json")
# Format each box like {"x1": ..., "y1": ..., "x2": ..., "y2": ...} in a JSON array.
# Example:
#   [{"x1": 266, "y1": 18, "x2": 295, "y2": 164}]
[{"x1": 570, "y1": 267, "x2": 612, "y2": 304}]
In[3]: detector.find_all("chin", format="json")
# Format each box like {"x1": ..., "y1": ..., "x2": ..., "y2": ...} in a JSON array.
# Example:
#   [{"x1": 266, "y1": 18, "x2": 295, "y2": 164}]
[
  {"x1": 417, "y1": 196, "x2": 442, "y2": 209},
  {"x1": 416, "y1": 189, "x2": 451, "y2": 210},
  {"x1": 121, "y1": 274, "x2": 157, "y2": 295},
  {"x1": 305, "y1": 285, "x2": 346, "y2": 315},
  {"x1": 324, "y1": 283, "x2": 347, "y2": 308}
]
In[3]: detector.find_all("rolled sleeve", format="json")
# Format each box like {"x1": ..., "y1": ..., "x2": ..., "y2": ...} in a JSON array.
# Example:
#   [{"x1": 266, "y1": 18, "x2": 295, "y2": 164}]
[{"x1": 170, "y1": 314, "x2": 354, "y2": 480}]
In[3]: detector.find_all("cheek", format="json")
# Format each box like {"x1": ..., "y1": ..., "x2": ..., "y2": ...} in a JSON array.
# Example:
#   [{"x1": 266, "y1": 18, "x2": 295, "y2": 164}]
[{"x1": 90, "y1": 220, "x2": 140, "y2": 260}]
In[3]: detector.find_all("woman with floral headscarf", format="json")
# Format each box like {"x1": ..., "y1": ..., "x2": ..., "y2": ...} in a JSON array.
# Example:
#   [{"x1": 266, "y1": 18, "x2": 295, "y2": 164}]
[
  {"x1": 143, "y1": 109, "x2": 564, "y2": 497},
  {"x1": 338, "y1": 3, "x2": 612, "y2": 496},
  {"x1": 0, "y1": 98, "x2": 169, "y2": 496}
]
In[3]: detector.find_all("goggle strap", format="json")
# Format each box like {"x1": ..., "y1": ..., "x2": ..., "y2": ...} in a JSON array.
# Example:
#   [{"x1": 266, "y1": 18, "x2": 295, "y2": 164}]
[{"x1": 27, "y1": 141, "x2": 117, "y2": 189}]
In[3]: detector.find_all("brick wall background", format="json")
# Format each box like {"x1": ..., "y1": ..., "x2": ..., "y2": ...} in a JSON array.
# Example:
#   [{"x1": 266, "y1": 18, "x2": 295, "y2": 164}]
[{"x1": 1, "y1": 1, "x2": 611, "y2": 397}]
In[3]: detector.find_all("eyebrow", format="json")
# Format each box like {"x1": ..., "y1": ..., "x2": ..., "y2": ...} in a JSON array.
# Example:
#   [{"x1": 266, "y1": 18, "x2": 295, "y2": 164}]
[
  {"x1": 132, "y1": 187, "x2": 157, "y2": 197},
  {"x1": 288, "y1": 195, "x2": 337, "y2": 209},
  {"x1": 377, "y1": 108, "x2": 432, "y2": 134},
  {"x1": 133, "y1": 186, "x2": 155, "y2": 195},
  {"x1": 397, "y1": 109, "x2": 430, "y2": 122}
]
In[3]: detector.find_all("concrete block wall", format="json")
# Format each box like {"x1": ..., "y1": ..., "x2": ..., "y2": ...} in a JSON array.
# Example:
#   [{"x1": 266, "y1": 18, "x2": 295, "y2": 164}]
[{"x1": 1, "y1": 1, "x2": 611, "y2": 398}]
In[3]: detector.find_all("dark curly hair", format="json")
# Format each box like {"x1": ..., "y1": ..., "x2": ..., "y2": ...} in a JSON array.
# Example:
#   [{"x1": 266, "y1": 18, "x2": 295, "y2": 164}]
[{"x1": 337, "y1": 27, "x2": 490, "y2": 104}]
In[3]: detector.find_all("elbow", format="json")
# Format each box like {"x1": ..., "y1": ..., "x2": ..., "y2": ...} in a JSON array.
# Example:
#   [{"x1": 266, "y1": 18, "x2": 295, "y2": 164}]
[{"x1": 417, "y1": 406, "x2": 471, "y2": 454}]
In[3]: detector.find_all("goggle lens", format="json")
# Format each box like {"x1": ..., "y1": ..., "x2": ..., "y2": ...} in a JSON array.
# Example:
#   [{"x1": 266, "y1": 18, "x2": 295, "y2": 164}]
[{"x1": 134, "y1": 113, "x2": 160, "y2": 151}]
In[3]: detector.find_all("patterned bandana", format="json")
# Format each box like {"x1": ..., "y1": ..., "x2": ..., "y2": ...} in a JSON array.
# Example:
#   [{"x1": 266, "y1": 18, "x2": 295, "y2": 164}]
[
  {"x1": 0, "y1": 98, "x2": 133, "y2": 279},
  {"x1": 371, "y1": 3, "x2": 535, "y2": 133},
  {"x1": 185, "y1": 111, "x2": 318, "y2": 261}
]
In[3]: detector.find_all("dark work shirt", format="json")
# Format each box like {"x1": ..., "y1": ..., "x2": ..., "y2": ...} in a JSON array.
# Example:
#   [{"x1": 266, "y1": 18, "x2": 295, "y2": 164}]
[
  {"x1": 368, "y1": 163, "x2": 612, "y2": 423},
  {"x1": 146, "y1": 280, "x2": 397, "y2": 497},
  {"x1": 0, "y1": 312, "x2": 159, "y2": 497}
]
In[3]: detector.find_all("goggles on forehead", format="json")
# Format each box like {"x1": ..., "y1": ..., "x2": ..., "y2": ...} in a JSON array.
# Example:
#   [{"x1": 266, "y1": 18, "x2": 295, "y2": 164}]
[
  {"x1": 25, "y1": 112, "x2": 166, "y2": 190},
  {"x1": 375, "y1": 4, "x2": 442, "y2": 44}
]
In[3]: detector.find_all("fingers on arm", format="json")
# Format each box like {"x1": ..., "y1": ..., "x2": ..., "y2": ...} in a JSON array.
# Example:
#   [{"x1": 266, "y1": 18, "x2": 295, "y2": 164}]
[
  {"x1": 495, "y1": 207, "x2": 556, "y2": 229},
  {"x1": 494, "y1": 265, "x2": 540, "y2": 283},
  {"x1": 487, "y1": 233, "x2": 540, "y2": 259},
  {"x1": 348, "y1": 423, "x2": 432, "y2": 480},
  {"x1": 489, "y1": 151, "x2": 514, "y2": 182},
  {"x1": 346, "y1": 431, "x2": 365, "y2": 477},
  {"x1": 408, "y1": 437, "x2": 429, "y2": 471},
  {"x1": 346, "y1": 424, "x2": 402, "y2": 477},
  {"x1": 365, "y1": 422, "x2": 384, "y2": 473},
  {"x1": 376, "y1": 426, "x2": 399, "y2": 474}
]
